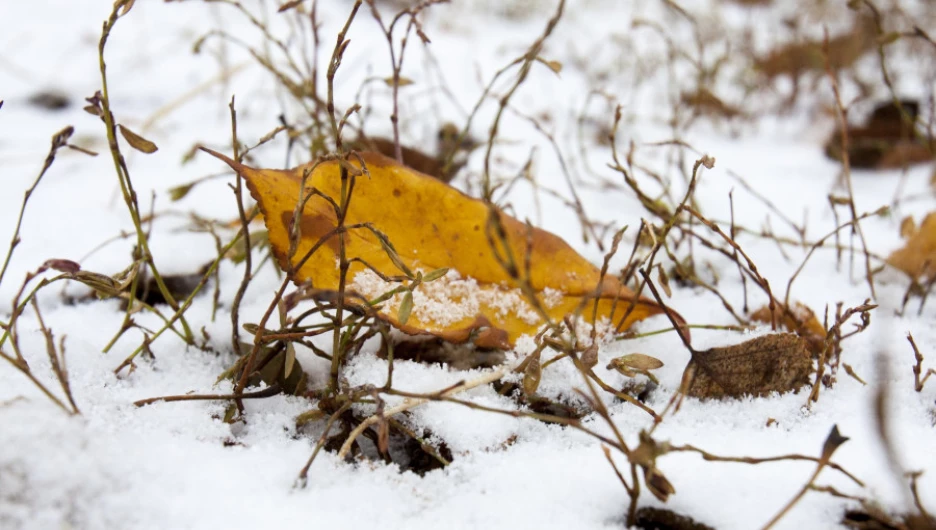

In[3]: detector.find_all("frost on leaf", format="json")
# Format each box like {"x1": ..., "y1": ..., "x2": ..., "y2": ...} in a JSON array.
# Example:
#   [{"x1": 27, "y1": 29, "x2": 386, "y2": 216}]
[{"x1": 204, "y1": 149, "x2": 669, "y2": 348}]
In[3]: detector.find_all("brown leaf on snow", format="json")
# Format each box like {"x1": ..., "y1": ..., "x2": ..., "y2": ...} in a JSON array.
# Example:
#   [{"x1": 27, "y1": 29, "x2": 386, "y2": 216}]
[{"x1": 686, "y1": 333, "x2": 812, "y2": 399}]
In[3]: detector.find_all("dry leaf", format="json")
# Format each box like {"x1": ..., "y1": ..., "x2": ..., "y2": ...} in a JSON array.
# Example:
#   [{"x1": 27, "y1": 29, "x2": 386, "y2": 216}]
[
  {"x1": 607, "y1": 353, "x2": 664, "y2": 382},
  {"x1": 350, "y1": 137, "x2": 458, "y2": 181},
  {"x1": 755, "y1": 16, "x2": 875, "y2": 81},
  {"x1": 680, "y1": 88, "x2": 743, "y2": 119},
  {"x1": 538, "y1": 58, "x2": 563, "y2": 74},
  {"x1": 842, "y1": 363, "x2": 866, "y2": 385},
  {"x1": 383, "y1": 76, "x2": 414, "y2": 87},
  {"x1": 580, "y1": 343, "x2": 599, "y2": 369},
  {"x1": 750, "y1": 302, "x2": 826, "y2": 356},
  {"x1": 204, "y1": 149, "x2": 669, "y2": 348},
  {"x1": 118, "y1": 0, "x2": 137, "y2": 16},
  {"x1": 657, "y1": 264, "x2": 672, "y2": 298},
  {"x1": 825, "y1": 100, "x2": 933, "y2": 170},
  {"x1": 610, "y1": 353, "x2": 664, "y2": 371},
  {"x1": 888, "y1": 212, "x2": 936, "y2": 281},
  {"x1": 118, "y1": 124, "x2": 158, "y2": 154},
  {"x1": 278, "y1": 0, "x2": 304, "y2": 12},
  {"x1": 900, "y1": 216, "x2": 916, "y2": 239},
  {"x1": 522, "y1": 354, "x2": 542, "y2": 395},
  {"x1": 635, "y1": 508, "x2": 716, "y2": 530},
  {"x1": 351, "y1": 123, "x2": 477, "y2": 183},
  {"x1": 686, "y1": 333, "x2": 812, "y2": 399}
]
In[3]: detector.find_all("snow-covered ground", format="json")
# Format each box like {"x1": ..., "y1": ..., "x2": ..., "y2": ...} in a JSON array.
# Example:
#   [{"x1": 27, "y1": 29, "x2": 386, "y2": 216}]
[{"x1": 1, "y1": 1, "x2": 934, "y2": 528}]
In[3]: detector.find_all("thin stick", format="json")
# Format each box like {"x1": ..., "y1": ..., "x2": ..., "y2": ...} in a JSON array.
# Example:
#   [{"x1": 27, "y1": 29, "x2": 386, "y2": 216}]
[
  {"x1": 0, "y1": 126, "x2": 75, "y2": 288},
  {"x1": 134, "y1": 384, "x2": 282, "y2": 407}
]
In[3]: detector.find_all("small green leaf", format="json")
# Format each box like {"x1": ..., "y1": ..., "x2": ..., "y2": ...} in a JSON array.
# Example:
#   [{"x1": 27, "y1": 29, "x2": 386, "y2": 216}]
[
  {"x1": 371, "y1": 228, "x2": 413, "y2": 278},
  {"x1": 118, "y1": 124, "x2": 158, "y2": 154},
  {"x1": 383, "y1": 76, "x2": 414, "y2": 87},
  {"x1": 422, "y1": 267, "x2": 449, "y2": 282},
  {"x1": 877, "y1": 32, "x2": 902, "y2": 45},
  {"x1": 284, "y1": 342, "x2": 297, "y2": 378},
  {"x1": 222, "y1": 403, "x2": 238, "y2": 423},
  {"x1": 169, "y1": 183, "x2": 194, "y2": 201},
  {"x1": 398, "y1": 290, "x2": 414, "y2": 325}
]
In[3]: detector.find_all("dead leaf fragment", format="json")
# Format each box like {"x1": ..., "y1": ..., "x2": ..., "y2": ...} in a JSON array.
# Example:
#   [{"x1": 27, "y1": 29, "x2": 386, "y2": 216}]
[
  {"x1": 888, "y1": 212, "x2": 936, "y2": 281},
  {"x1": 351, "y1": 122, "x2": 477, "y2": 182},
  {"x1": 522, "y1": 354, "x2": 542, "y2": 395},
  {"x1": 686, "y1": 333, "x2": 812, "y2": 399},
  {"x1": 278, "y1": 0, "x2": 304, "y2": 12},
  {"x1": 680, "y1": 88, "x2": 744, "y2": 120},
  {"x1": 608, "y1": 353, "x2": 664, "y2": 383},
  {"x1": 580, "y1": 343, "x2": 599, "y2": 369},
  {"x1": 755, "y1": 15, "x2": 875, "y2": 81},
  {"x1": 204, "y1": 149, "x2": 669, "y2": 348},
  {"x1": 825, "y1": 100, "x2": 933, "y2": 170},
  {"x1": 635, "y1": 507, "x2": 716, "y2": 530},
  {"x1": 750, "y1": 302, "x2": 826, "y2": 356},
  {"x1": 382, "y1": 76, "x2": 414, "y2": 87},
  {"x1": 28, "y1": 90, "x2": 70, "y2": 111},
  {"x1": 900, "y1": 216, "x2": 916, "y2": 239}
]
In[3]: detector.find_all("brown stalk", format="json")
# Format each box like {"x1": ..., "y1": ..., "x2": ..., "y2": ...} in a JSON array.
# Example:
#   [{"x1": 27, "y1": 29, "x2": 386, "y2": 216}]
[
  {"x1": 822, "y1": 28, "x2": 876, "y2": 301},
  {"x1": 907, "y1": 333, "x2": 935, "y2": 392}
]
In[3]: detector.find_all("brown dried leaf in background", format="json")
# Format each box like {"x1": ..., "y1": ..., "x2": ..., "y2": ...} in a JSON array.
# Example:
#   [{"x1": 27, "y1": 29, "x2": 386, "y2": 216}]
[
  {"x1": 686, "y1": 333, "x2": 812, "y2": 399},
  {"x1": 750, "y1": 302, "x2": 826, "y2": 356},
  {"x1": 754, "y1": 15, "x2": 875, "y2": 81},
  {"x1": 28, "y1": 90, "x2": 70, "y2": 111},
  {"x1": 825, "y1": 100, "x2": 933, "y2": 170},
  {"x1": 887, "y1": 212, "x2": 936, "y2": 281},
  {"x1": 351, "y1": 123, "x2": 477, "y2": 182},
  {"x1": 680, "y1": 88, "x2": 743, "y2": 120},
  {"x1": 204, "y1": 148, "x2": 671, "y2": 349}
]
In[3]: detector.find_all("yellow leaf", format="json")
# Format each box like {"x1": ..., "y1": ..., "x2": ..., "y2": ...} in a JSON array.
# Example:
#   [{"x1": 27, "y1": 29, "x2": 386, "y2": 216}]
[
  {"x1": 888, "y1": 212, "x2": 936, "y2": 281},
  {"x1": 203, "y1": 149, "x2": 670, "y2": 348},
  {"x1": 899, "y1": 215, "x2": 916, "y2": 239},
  {"x1": 383, "y1": 76, "x2": 414, "y2": 87}
]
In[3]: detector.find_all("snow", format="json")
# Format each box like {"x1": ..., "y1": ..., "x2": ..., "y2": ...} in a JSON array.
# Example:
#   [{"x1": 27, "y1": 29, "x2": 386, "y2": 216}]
[
  {"x1": 2, "y1": 0, "x2": 935, "y2": 529},
  {"x1": 351, "y1": 267, "x2": 554, "y2": 326}
]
